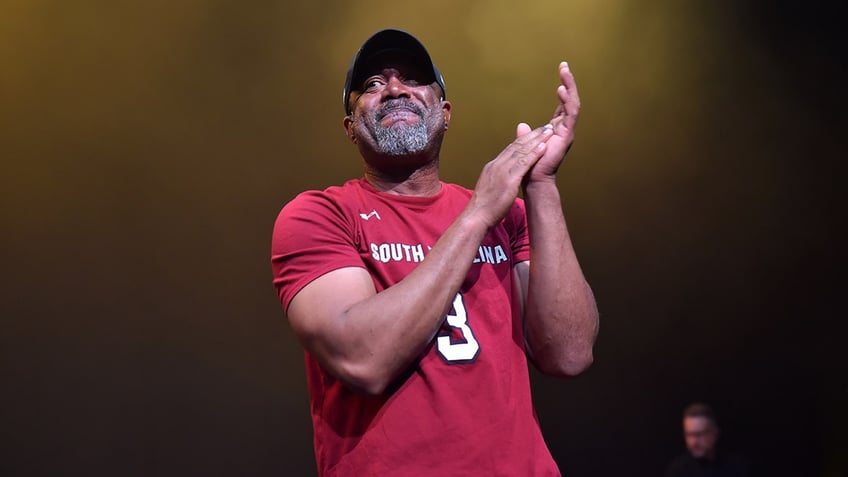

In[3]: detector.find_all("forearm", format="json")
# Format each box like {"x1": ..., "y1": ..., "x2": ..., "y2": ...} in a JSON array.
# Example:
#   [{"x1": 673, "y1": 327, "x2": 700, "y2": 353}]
[{"x1": 522, "y1": 179, "x2": 599, "y2": 376}]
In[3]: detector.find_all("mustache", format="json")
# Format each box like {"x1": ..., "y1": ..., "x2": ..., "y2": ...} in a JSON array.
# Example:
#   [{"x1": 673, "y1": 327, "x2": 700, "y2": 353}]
[{"x1": 376, "y1": 100, "x2": 425, "y2": 121}]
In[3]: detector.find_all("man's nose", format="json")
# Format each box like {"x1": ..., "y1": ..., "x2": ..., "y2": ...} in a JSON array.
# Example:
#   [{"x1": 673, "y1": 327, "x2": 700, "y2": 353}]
[{"x1": 384, "y1": 76, "x2": 411, "y2": 99}]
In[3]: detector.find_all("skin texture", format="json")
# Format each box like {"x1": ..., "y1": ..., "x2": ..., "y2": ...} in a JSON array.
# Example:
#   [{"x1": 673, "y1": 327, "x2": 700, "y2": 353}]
[
  {"x1": 684, "y1": 416, "x2": 719, "y2": 459},
  {"x1": 287, "y1": 57, "x2": 599, "y2": 395}
]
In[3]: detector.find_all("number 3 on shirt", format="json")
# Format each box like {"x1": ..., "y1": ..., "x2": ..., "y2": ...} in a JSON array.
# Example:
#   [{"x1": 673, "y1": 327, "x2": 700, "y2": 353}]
[{"x1": 436, "y1": 293, "x2": 480, "y2": 363}]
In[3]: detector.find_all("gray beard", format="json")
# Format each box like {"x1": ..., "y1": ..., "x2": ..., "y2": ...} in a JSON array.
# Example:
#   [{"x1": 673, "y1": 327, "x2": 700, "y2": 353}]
[
  {"x1": 368, "y1": 100, "x2": 431, "y2": 156},
  {"x1": 373, "y1": 121, "x2": 429, "y2": 156}
]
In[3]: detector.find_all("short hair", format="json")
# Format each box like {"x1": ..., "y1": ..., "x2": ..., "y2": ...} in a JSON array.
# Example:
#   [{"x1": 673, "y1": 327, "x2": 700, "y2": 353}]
[{"x1": 683, "y1": 402, "x2": 718, "y2": 426}]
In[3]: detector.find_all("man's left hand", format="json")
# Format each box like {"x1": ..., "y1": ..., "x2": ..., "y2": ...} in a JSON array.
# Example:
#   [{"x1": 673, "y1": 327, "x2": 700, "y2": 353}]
[{"x1": 516, "y1": 61, "x2": 581, "y2": 183}]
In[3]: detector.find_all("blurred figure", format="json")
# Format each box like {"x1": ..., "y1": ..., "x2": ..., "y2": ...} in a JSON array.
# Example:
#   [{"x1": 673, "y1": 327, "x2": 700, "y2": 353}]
[{"x1": 666, "y1": 403, "x2": 751, "y2": 477}]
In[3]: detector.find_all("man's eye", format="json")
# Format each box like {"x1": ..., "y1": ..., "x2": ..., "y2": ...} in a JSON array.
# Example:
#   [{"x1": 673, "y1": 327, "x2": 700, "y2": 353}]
[{"x1": 363, "y1": 79, "x2": 385, "y2": 91}]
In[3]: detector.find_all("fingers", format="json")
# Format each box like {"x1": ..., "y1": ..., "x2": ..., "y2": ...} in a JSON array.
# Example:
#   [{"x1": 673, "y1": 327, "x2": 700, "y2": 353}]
[
  {"x1": 511, "y1": 123, "x2": 553, "y2": 150},
  {"x1": 489, "y1": 124, "x2": 553, "y2": 176},
  {"x1": 516, "y1": 122, "x2": 532, "y2": 138},
  {"x1": 506, "y1": 124, "x2": 553, "y2": 173},
  {"x1": 556, "y1": 62, "x2": 580, "y2": 131},
  {"x1": 472, "y1": 124, "x2": 553, "y2": 225}
]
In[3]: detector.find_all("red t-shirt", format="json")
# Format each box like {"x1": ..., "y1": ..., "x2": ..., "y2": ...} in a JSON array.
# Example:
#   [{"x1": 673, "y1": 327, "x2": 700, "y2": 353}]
[{"x1": 271, "y1": 178, "x2": 560, "y2": 476}]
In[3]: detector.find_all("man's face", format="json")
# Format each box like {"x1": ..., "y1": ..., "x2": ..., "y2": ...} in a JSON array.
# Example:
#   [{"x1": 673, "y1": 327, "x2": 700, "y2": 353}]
[
  {"x1": 345, "y1": 54, "x2": 449, "y2": 157},
  {"x1": 683, "y1": 416, "x2": 718, "y2": 459}
]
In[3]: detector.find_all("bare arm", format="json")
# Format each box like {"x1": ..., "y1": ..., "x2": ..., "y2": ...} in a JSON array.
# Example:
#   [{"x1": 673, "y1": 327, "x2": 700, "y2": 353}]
[
  {"x1": 517, "y1": 62, "x2": 599, "y2": 376},
  {"x1": 286, "y1": 126, "x2": 555, "y2": 395}
]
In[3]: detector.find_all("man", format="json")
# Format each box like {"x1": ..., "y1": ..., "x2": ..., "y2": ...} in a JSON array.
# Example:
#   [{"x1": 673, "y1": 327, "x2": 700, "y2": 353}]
[
  {"x1": 666, "y1": 403, "x2": 751, "y2": 477},
  {"x1": 271, "y1": 29, "x2": 599, "y2": 476}
]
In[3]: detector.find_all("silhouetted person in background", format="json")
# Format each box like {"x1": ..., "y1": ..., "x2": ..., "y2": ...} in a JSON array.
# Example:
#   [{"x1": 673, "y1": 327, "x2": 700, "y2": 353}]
[{"x1": 666, "y1": 403, "x2": 751, "y2": 477}]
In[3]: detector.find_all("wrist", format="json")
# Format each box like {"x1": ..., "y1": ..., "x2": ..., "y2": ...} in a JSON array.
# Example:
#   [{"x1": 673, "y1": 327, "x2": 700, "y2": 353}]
[
  {"x1": 522, "y1": 176, "x2": 559, "y2": 195},
  {"x1": 463, "y1": 194, "x2": 503, "y2": 230}
]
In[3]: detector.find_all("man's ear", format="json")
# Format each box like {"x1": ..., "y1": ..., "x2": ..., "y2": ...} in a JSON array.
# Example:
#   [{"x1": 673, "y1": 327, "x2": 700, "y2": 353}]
[
  {"x1": 342, "y1": 115, "x2": 357, "y2": 144},
  {"x1": 442, "y1": 100, "x2": 452, "y2": 130}
]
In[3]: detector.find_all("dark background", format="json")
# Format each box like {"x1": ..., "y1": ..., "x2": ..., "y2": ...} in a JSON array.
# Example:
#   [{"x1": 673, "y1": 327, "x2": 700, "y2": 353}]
[{"x1": 1, "y1": 0, "x2": 845, "y2": 476}]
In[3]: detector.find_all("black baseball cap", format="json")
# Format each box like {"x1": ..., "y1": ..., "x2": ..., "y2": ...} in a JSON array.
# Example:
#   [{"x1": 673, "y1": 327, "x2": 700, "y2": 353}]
[{"x1": 343, "y1": 29, "x2": 446, "y2": 115}]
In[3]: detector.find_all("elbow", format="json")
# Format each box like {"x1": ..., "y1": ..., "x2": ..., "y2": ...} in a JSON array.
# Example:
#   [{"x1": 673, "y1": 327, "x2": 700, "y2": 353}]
[
  {"x1": 537, "y1": 348, "x2": 594, "y2": 378},
  {"x1": 335, "y1": 361, "x2": 393, "y2": 396},
  {"x1": 562, "y1": 350, "x2": 594, "y2": 377},
  {"x1": 346, "y1": 378, "x2": 390, "y2": 397}
]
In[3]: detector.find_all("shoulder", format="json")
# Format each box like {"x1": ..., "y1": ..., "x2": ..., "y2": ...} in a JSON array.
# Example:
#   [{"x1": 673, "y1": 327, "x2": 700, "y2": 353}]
[
  {"x1": 276, "y1": 180, "x2": 365, "y2": 223},
  {"x1": 272, "y1": 180, "x2": 370, "y2": 250},
  {"x1": 281, "y1": 179, "x2": 364, "y2": 211}
]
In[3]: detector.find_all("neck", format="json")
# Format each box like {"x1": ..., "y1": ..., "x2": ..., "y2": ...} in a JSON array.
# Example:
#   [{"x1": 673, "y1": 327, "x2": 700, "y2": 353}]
[{"x1": 363, "y1": 158, "x2": 441, "y2": 196}]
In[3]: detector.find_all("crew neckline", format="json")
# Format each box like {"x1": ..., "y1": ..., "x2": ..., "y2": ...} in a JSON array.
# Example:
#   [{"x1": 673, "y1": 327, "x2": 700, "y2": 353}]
[{"x1": 356, "y1": 177, "x2": 449, "y2": 207}]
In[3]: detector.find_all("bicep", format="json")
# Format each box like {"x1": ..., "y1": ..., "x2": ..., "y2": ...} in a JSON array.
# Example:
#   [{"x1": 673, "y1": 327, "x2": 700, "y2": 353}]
[{"x1": 286, "y1": 266, "x2": 377, "y2": 359}]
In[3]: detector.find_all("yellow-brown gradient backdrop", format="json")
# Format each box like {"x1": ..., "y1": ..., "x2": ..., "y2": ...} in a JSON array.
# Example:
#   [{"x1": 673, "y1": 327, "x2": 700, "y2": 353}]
[{"x1": 1, "y1": 1, "x2": 844, "y2": 476}]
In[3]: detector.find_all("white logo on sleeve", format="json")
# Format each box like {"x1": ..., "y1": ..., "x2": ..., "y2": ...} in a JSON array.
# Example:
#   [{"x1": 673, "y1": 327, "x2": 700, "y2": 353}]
[{"x1": 359, "y1": 210, "x2": 381, "y2": 221}]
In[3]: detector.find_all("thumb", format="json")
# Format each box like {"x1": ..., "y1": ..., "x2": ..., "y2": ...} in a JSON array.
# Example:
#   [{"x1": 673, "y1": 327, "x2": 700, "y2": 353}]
[{"x1": 516, "y1": 122, "x2": 532, "y2": 138}]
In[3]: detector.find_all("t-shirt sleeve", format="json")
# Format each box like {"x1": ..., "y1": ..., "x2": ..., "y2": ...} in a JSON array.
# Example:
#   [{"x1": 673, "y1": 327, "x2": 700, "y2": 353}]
[
  {"x1": 508, "y1": 198, "x2": 531, "y2": 263},
  {"x1": 271, "y1": 191, "x2": 365, "y2": 312}
]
